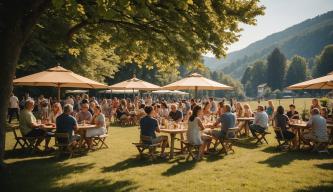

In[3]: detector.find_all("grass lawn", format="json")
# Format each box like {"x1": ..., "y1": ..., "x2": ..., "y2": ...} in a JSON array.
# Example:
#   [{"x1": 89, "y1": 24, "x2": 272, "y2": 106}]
[{"x1": 1, "y1": 122, "x2": 333, "y2": 192}]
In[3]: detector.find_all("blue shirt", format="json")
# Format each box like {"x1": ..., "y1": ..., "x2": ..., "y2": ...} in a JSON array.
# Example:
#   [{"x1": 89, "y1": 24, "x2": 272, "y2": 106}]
[
  {"x1": 56, "y1": 113, "x2": 77, "y2": 139},
  {"x1": 218, "y1": 112, "x2": 236, "y2": 133},
  {"x1": 140, "y1": 116, "x2": 158, "y2": 138}
]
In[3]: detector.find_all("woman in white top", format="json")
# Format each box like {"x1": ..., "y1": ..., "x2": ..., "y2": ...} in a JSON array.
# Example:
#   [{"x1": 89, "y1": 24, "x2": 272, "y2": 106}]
[
  {"x1": 159, "y1": 102, "x2": 169, "y2": 118},
  {"x1": 187, "y1": 105, "x2": 212, "y2": 159},
  {"x1": 86, "y1": 105, "x2": 107, "y2": 149},
  {"x1": 48, "y1": 102, "x2": 62, "y2": 123}
]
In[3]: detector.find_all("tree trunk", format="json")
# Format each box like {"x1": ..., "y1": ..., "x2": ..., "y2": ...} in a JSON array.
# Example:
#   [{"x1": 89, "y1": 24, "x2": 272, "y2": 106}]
[{"x1": 0, "y1": 0, "x2": 49, "y2": 168}]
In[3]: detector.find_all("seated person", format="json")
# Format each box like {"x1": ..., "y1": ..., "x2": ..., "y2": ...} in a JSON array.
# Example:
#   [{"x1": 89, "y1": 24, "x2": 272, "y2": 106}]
[
  {"x1": 56, "y1": 104, "x2": 81, "y2": 144},
  {"x1": 286, "y1": 104, "x2": 299, "y2": 120},
  {"x1": 140, "y1": 106, "x2": 168, "y2": 157},
  {"x1": 274, "y1": 106, "x2": 296, "y2": 148},
  {"x1": 159, "y1": 102, "x2": 169, "y2": 118},
  {"x1": 207, "y1": 104, "x2": 236, "y2": 140},
  {"x1": 250, "y1": 105, "x2": 269, "y2": 137},
  {"x1": 19, "y1": 99, "x2": 52, "y2": 151},
  {"x1": 76, "y1": 103, "x2": 92, "y2": 123},
  {"x1": 86, "y1": 105, "x2": 107, "y2": 149},
  {"x1": 48, "y1": 102, "x2": 62, "y2": 124},
  {"x1": 169, "y1": 104, "x2": 183, "y2": 122},
  {"x1": 187, "y1": 105, "x2": 212, "y2": 159},
  {"x1": 116, "y1": 99, "x2": 130, "y2": 121},
  {"x1": 304, "y1": 108, "x2": 328, "y2": 143}
]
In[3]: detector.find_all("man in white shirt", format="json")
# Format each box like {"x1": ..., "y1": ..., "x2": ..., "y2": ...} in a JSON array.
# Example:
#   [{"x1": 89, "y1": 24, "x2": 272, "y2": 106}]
[
  {"x1": 8, "y1": 93, "x2": 19, "y2": 123},
  {"x1": 249, "y1": 105, "x2": 269, "y2": 137}
]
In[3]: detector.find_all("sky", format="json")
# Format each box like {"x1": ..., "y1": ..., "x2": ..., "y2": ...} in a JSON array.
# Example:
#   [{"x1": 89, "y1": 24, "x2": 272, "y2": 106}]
[{"x1": 205, "y1": 0, "x2": 333, "y2": 57}]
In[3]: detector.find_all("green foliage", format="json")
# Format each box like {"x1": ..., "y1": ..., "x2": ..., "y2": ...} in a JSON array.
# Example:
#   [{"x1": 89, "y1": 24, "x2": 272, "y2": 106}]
[
  {"x1": 285, "y1": 55, "x2": 308, "y2": 86},
  {"x1": 320, "y1": 97, "x2": 330, "y2": 107},
  {"x1": 314, "y1": 44, "x2": 333, "y2": 77},
  {"x1": 266, "y1": 48, "x2": 286, "y2": 90},
  {"x1": 241, "y1": 60, "x2": 266, "y2": 97},
  {"x1": 209, "y1": 71, "x2": 245, "y2": 99}
]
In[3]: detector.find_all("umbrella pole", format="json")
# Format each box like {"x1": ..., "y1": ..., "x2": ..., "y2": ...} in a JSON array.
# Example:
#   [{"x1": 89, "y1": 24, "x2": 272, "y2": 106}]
[
  {"x1": 57, "y1": 84, "x2": 61, "y2": 101},
  {"x1": 195, "y1": 86, "x2": 198, "y2": 100}
]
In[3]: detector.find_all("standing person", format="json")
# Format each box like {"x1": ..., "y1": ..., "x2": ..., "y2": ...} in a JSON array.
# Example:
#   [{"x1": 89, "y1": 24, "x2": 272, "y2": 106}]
[
  {"x1": 187, "y1": 105, "x2": 212, "y2": 159},
  {"x1": 65, "y1": 96, "x2": 74, "y2": 106},
  {"x1": 140, "y1": 106, "x2": 168, "y2": 157},
  {"x1": 266, "y1": 100, "x2": 275, "y2": 121},
  {"x1": 8, "y1": 93, "x2": 19, "y2": 123},
  {"x1": 250, "y1": 105, "x2": 269, "y2": 137}
]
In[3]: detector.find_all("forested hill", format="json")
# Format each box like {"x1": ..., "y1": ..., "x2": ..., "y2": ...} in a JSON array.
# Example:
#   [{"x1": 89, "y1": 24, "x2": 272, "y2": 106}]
[{"x1": 203, "y1": 10, "x2": 333, "y2": 78}]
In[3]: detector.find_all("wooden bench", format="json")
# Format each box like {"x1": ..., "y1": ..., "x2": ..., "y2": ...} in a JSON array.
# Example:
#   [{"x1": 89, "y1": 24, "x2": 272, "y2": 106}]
[
  {"x1": 132, "y1": 135, "x2": 161, "y2": 160},
  {"x1": 12, "y1": 127, "x2": 44, "y2": 151},
  {"x1": 217, "y1": 127, "x2": 240, "y2": 155},
  {"x1": 92, "y1": 120, "x2": 110, "y2": 149}
]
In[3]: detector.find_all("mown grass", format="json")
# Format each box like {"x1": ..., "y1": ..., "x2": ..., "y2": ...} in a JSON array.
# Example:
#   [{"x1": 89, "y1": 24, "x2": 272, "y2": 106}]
[
  {"x1": 240, "y1": 98, "x2": 315, "y2": 111},
  {"x1": 2, "y1": 121, "x2": 333, "y2": 192}
]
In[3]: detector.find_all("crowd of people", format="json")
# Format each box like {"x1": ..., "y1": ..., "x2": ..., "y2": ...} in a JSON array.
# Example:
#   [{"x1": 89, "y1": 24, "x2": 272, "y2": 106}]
[{"x1": 8, "y1": 92, "x2": 333, "y2": 156}]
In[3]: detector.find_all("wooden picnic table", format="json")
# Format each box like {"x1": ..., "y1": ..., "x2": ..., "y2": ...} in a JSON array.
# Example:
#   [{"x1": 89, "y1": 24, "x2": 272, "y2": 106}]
[
  {"x1": 160, "y1": 128, "x2": 187, "y2": 159},
  {"x1": 237, "y1": 117, "x2": 254, "y2": 136},
  {"x1": 289, "y1": 122, "x2": 333, "y2": 149}
]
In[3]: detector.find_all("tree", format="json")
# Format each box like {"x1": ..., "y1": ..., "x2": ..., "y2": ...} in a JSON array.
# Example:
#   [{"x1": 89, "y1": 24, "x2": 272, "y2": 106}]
[
  {"x1": 241, "y1": 66, "x2": 252, "y2": 85},
  {"x1": 0, "y1": 0, "x2": 264, "y2": 167},
  {"x1": 285, "y1": 55, "x2": 307, "y2": 86},
  {"x1": 315, "y1": 44, "x2": 333, "y2": 77},
  {"x1": 266, "y1": 48, "x2": 287, "y2": 90}
]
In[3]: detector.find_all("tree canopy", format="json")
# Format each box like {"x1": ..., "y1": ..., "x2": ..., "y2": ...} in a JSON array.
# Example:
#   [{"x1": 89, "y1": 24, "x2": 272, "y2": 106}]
[
  {"x1": 314, "y1": 44, "x2": 333, "y2": 77},
  {"x1": 266, "y1": 48, "x2": 287, "y2": 90},
  {"x1": 285, "y1": 55, "x2": 308, "y2": 86}
]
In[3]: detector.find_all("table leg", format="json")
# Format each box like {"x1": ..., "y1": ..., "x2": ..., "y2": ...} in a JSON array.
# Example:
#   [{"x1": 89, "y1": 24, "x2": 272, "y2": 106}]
[
  {"x1": 169, "y1": 133, "x2": 175, "y2": 159},
  {"x1": 180, "y1": 133, "x2": 184, "y2": 153},
  {"x1": 297, "y1": 128, "x2": 301, "y2": 150},
  {"x1": 245, "y1": 120, "x2": 249, "y2": 136}
]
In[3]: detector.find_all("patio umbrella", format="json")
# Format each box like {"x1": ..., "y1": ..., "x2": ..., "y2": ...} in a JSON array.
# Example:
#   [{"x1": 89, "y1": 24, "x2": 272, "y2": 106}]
[
  {"x1": 109, "y1": 75, "x2": 160, "y2": 97},
  {"x1": 163, "y1": 73, "x2": 233, "y2": 98},
  {"x1": 287, "y1": 71, "x2": 333, "y2": 90},
  {"x1": 151, "y1": 90, "x2": 189, "y2": 95},
  {"x1": 109, "y1": 75, "x2": 160, "y2": 90},
  {"x1": 13, "y1": 66, "x2": 109, "y2": 100}
]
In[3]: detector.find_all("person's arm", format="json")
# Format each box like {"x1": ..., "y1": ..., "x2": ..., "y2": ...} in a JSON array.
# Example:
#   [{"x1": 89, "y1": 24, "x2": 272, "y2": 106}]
[
  {"x1": 306, "y1": 117, "x2": 312, "y2": 128},
  {"x1": 197, "y1": 118, "x2": 205, "y2": 131},
  {"x1": 211, "y1": 117, "x2": 221, "y2": 128},
  {"x1": 155, "y1": 120, "x2": 160, "y2": 133}
]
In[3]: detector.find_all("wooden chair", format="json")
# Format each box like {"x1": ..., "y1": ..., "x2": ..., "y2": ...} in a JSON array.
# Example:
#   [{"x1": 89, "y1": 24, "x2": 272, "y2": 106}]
[
  {"x1": 12, "y1": 127, "x2": 29, "y2": 150},
  {"x1": 253, "y1": 129, "x2": 271, "y2": 145},
  {"x1": 215, "y1": 127, "x2": 239, "y2": 155},
  {"x1": 273, "y1": 126, "x2": 292, "y2": 150},
  {"x1": 312, "y1": 141, "x2": 329, "y2": 154},
  {"x1": 181, "y1": 140, "x2": 201, "y2": 161},
  {"x1": 54, "y1": 133, "x2": 79, "y2": 158},
  {"x1": 132, "y1": 135, "x2": 160, "y2": 160},
  {"x1": 92, "y1": 121, "x2": 110, "y2": 149}
]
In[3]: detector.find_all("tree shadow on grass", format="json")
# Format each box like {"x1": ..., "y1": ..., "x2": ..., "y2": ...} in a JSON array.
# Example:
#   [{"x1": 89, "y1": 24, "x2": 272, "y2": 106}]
[
  {"x1": 316, "y1": 162, "x2": 333, "y2": 170},
  {"x1": 294, "y1": 181, "x2": 333, "y2": 192},
  {"x1": 1, "y1": 157, "x2": 96, "y2": 192},
  {"x1": 102, "y1": 157, "x2": 168, "y2": 173},
  {"x1": 258, "y1": 149, "x2": 333, "y2": 168},
  {"x1": 49, "y1": 179, "x2": 138, "y2": 192},
  {"x1": 161, "y1": 160, "x2": 197, "y2": 176}
]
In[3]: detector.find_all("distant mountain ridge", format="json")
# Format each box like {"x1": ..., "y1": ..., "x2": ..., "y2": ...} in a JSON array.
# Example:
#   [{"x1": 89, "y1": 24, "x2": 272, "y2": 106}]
[{"x1": 203, "y1": 11, "x2": 333, "y2": 79}]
